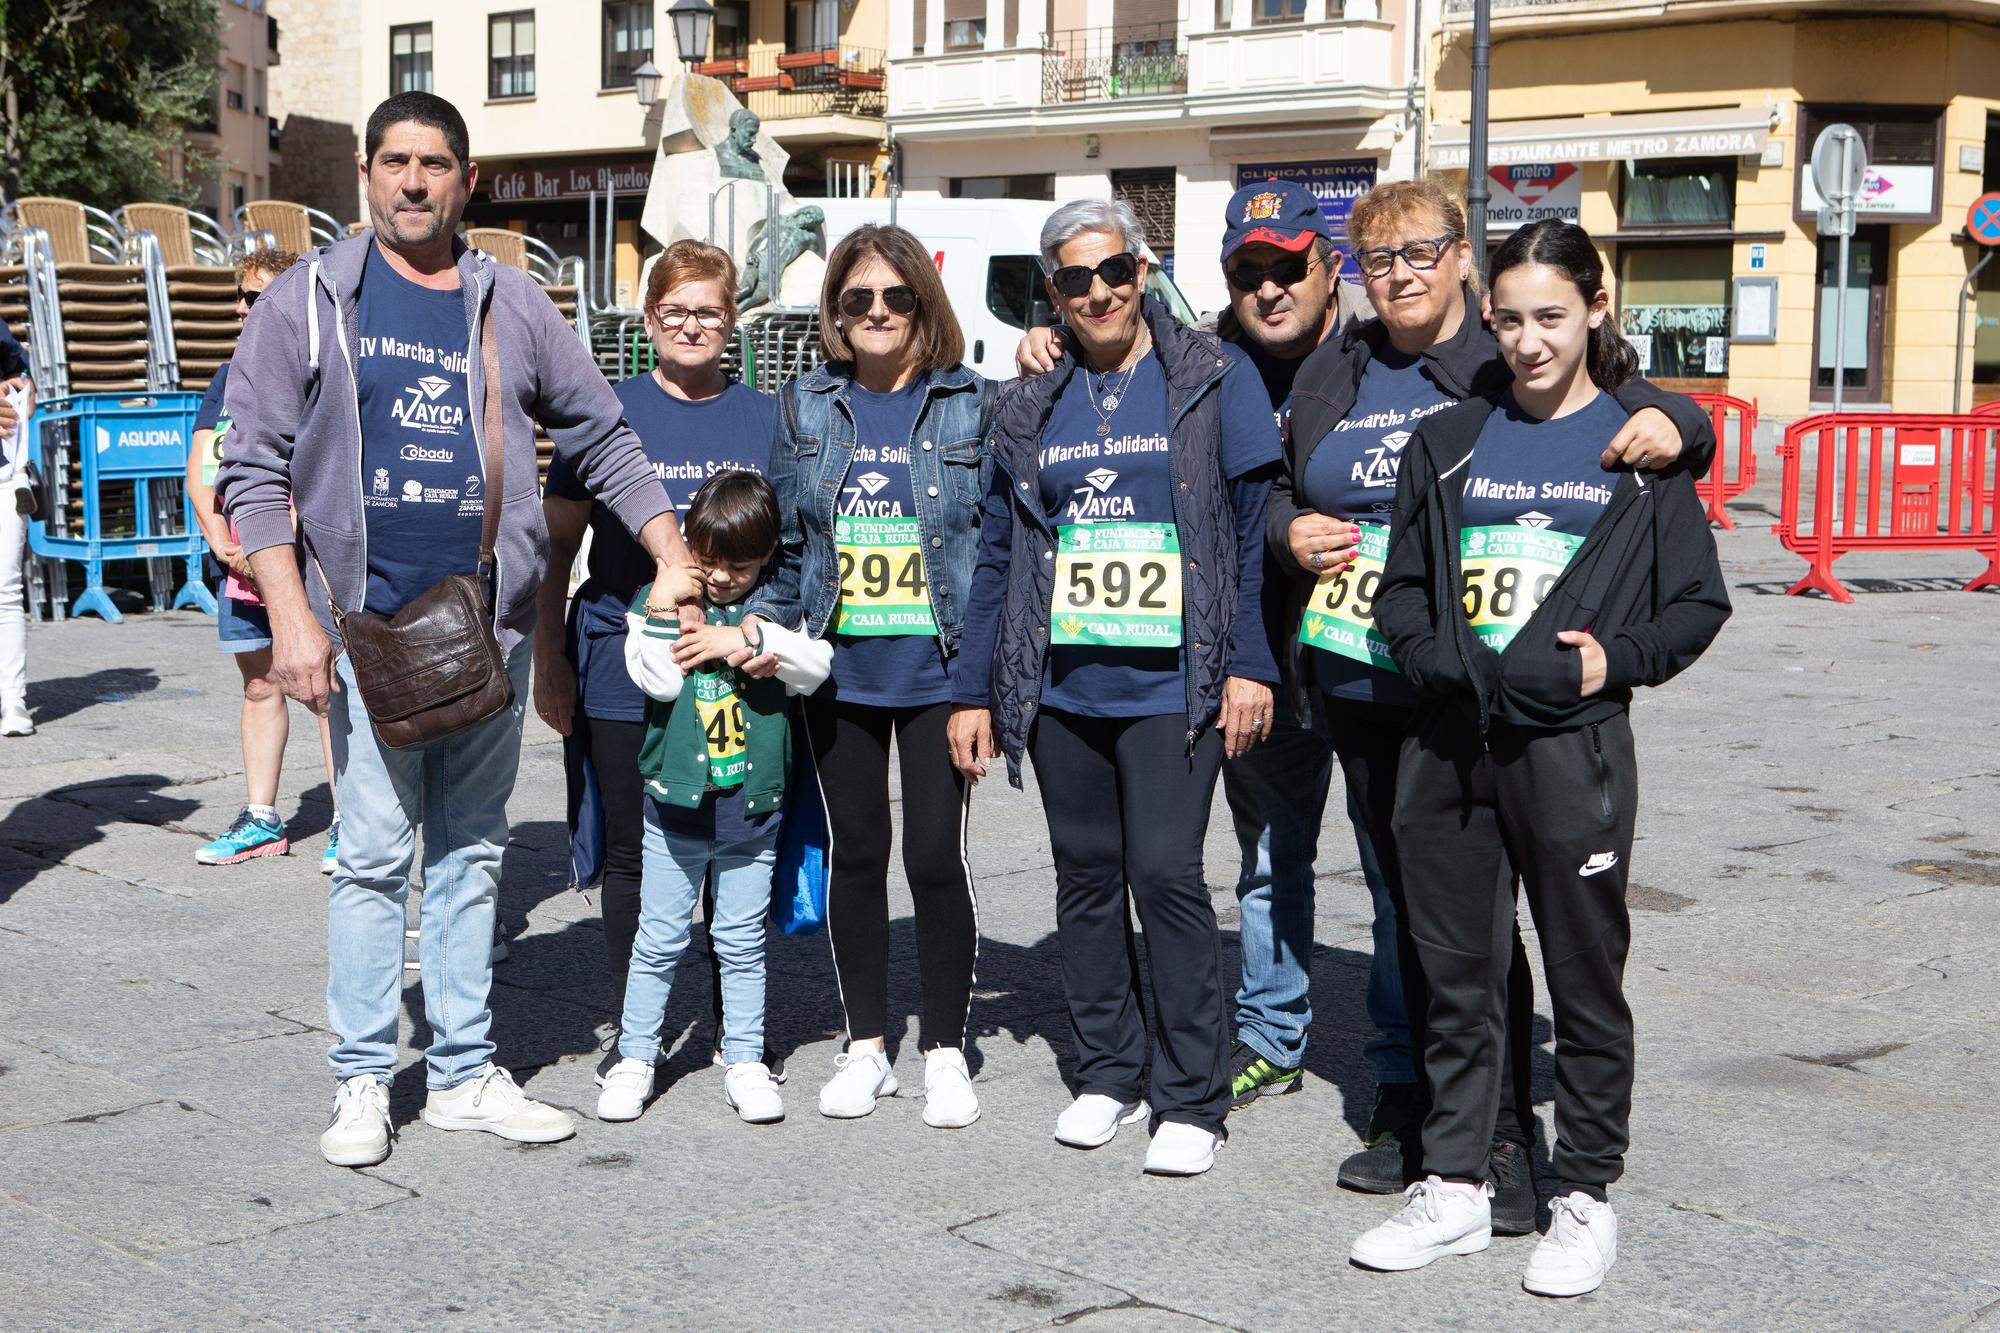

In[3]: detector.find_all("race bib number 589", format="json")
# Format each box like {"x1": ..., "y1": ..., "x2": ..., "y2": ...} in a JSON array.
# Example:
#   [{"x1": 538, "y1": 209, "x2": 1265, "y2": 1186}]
[
  {"x1": 1459, "y1": 525, "x2": 1582, "y2": 652},
  {"x1": 1052, "y1": 522, "x2": 1182, "y2": 649}
]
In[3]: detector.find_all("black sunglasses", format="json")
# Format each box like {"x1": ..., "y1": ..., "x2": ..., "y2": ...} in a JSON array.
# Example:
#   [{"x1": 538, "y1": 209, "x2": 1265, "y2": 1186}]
[
  {"x1": 1048, "y1": 252, "x2": 1140, "y2": 298},
  {"x1": 1225, "y1": 252, "x2": 1317, "y2": 293},
  {"x1": 236, "y1": 287, "x2": 259, "y2": 308},
  {"x1": 839, "y1": 285, "x2": 919, "y2": 318}
]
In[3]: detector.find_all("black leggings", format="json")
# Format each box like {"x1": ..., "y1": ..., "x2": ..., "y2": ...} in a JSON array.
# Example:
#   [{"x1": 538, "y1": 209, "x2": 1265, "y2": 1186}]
[
  {"x1": 806, "y1": 698, "x2": 977, "y2": 1053},
  {"x1": 1030, "y1": 709, "x2": 1230, "y2": 1134}
]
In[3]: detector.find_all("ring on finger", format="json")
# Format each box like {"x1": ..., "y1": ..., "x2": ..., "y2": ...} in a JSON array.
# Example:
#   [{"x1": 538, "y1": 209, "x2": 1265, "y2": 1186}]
[{"x1": 1309, "y1": 551, "x2": 1325, "y2": 571}]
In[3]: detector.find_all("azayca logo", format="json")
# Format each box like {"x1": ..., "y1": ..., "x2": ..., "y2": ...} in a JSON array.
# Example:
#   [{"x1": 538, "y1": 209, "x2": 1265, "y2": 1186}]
[
  {"x1": 840, "y1": 470, "x2": 903, "y2": 517},
  {"x1": 394, "y1": 375, "x2": 465, "y2": 436},
  {"x1": 1065, "y1": 467, "x2": 1135, "y2": 521}
]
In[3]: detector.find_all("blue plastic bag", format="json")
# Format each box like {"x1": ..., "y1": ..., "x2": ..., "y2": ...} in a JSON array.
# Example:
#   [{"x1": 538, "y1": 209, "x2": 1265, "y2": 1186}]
[{"x1": 772, "y1": 726, "x2": 829, "y2": 936}]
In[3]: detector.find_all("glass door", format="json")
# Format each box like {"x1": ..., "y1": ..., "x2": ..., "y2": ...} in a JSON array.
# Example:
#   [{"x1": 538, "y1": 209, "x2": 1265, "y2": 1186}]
[{"x1": 1814, "y1": 229, "x2": 1888, "y2": 403}]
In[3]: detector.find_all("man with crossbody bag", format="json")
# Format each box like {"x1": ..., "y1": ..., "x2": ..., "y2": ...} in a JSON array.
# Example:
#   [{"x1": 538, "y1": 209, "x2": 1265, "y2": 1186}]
[{"x1": 220, "y1": 93, "x2": 701, "y2": 1168}]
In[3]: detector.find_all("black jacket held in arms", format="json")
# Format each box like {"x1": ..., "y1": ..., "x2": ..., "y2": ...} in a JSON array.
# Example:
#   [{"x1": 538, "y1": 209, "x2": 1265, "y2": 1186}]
[
  {"x1": 1372, "y1": 392, "x2": 1732, "y2": 735},
  {"x1": 1263, "y1": 292, "x2": 1717, "y2": 717}
]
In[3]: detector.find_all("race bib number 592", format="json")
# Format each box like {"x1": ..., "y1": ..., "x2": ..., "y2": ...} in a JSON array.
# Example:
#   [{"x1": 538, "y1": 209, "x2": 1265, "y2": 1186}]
[
  {"x1": 1459, "y1": 525, "x2": 1582, "y2": 652},
  {"x1": 1052, "y1": 522, "x2": 1182, "y2": 649}
]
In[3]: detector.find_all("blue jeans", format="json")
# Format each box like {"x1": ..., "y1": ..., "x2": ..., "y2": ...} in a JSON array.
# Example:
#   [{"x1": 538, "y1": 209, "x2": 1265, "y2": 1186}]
[
  {"x1": 324, "y1": 645, "x2": 530, "y2": 1089},
  {"x1": 619, "y1": 805, "x2": 777, "y2": 1066},
  {"x1": 1223, "y1": 711, "x2": 1335, "y2": 1070}
]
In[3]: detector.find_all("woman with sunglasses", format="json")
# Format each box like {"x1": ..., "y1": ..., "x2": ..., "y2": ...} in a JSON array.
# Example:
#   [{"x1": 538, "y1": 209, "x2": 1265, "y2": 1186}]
[
  {"x1": 744, "y1": 223, "x2": 993, "y2": 1129},
  {"x1": 533, "y1": 240, "x2": 775, "y2": 1071},
  {"x1": 1269, "y1": 180, "x2": 1713, "y2": 1229},
  {"x1": 949, "y1": 200, "x2": 1280, "y2": 1177}
]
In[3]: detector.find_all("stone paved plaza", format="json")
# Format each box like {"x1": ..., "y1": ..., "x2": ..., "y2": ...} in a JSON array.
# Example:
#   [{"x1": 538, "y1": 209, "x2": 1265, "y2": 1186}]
[{"x1": 1, "y1": 479, "x2": 1997, "y2": 1331}]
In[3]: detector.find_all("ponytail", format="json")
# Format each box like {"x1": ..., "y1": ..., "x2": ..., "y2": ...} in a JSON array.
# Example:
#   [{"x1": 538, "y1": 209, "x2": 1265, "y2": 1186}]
[{"x1": 1489, "y1": 219, "x2": 1637, "y2": 391}]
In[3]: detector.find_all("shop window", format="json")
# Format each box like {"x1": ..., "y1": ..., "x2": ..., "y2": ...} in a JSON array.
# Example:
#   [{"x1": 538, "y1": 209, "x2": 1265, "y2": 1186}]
[
  {"x1": 950, "y1": 174, "x2": 1055, "y2": 200},
  {"x1": 1617, "y1": 246, "x2": 1731, "y2": 380},
  {"x1": 490, "y1": 11, "x2": 536, "y2": 99},
  {"x1": 1620, "y1": 158, "x2": 1734, "y2": 228},
  {"x1": 715, "y1": 1, "x2": 751, "y2": 61},
  {"x1": 602, "y1": 1, "x2": 654, "y2": 89},
  {"x1": 390, "y1": 24, "x2": 433, "y2": 94}
]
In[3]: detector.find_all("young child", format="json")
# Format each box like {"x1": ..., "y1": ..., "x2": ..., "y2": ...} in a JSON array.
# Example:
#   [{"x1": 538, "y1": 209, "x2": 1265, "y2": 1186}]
[{"x1": 599, "y1": 471, "x2": 831, "y2": 1125}]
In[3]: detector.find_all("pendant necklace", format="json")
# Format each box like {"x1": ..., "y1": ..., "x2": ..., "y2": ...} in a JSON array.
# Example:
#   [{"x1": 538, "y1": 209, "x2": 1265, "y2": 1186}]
[{"x1": 1085, "y1": 335, "x2": 1148, "y2": 437}]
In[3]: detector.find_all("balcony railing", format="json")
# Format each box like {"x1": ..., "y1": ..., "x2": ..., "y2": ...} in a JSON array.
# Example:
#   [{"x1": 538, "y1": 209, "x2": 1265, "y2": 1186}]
[
  {"x1": 1041, "y1": 25, "x2": 1188, "y2": 104},
  {"x1": 724, "y1": 45, "x2": 886, "y2": 121}
]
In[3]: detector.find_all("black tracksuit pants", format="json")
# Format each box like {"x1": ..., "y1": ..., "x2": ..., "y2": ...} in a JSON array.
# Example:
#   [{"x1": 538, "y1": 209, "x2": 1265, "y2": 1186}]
[
  {"x1": 1394, "y1": 706, "x2": 1638, "y2": 1199},
  {"x1": 1323, "y1": 697, "x2": 1537, "y2": 1152},
  {"x1": 1030, "y1": 709, "x2": 1231, "y2": 1135}
]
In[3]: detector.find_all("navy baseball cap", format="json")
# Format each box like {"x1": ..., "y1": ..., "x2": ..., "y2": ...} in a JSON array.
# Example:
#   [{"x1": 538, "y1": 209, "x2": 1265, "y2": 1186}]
[{"x1": 1221, "y1": 179, "x2": 1330, "y2": 263}]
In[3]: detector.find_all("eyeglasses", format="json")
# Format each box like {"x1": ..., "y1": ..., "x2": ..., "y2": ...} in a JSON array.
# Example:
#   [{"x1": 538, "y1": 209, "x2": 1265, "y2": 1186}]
[
  {"x1": 1352, "y1": 234, "x2": 1459, "y2": 279},
  {"x1": 838, "y1": 285, "x2": 919, "y2": 318},
  {"x1": 1224, "y1": 252, "x2": 1317, "y2": 293},
  {"x1": 236, "y1": 287, "x2": 259, "y2": 308},
  {"x1": 652, "y1": 304, "x2": 728, "y2": 329},
  {"x1": 1048, "y1": 252, "x2": 1140, "y2": 298}
]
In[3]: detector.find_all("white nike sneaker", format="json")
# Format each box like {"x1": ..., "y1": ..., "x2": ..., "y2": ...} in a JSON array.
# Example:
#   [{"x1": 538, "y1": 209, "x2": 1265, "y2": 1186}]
[
  {"x1": 921, "y1": 1048, "x2": 980, "y2": 1129},
  {"x1": 1054, "y1": 1093, "x2": 1149, "y2": 1149},
  {"x1": 1350, "y1": 1177, "x2": 1494, "y2": 1272},
  {"x1": 422, "y1": 1065, "x2": 576, "y2": 1143},
  {"x1": 320, "y1": 1075, "x2": 391, "y2": 1167},
  {"x1": 1522, "y1": 1192, "x2": 1618, "y2": 1297},
  {"x1": 817, "y1": 1049, "x2": 897, "y2": 1118},
  {"x1": 597, "y1": 1058, "x2": 655, "y2": 1122},
  {"x1": 723, "y1": 1061, "x2": 785, "y2": 1124},
  {"x1": 1143, "y1": 1121, "x2": 1223, "y2": 1176}
]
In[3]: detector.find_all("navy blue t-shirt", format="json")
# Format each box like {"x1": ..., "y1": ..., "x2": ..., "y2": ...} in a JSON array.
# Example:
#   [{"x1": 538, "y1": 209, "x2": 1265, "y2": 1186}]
[
  {"x1": 355, "y1": 246, "x2": 482, "y2": 616},
  {"x1": 825, "y1": 380, "x2": 952, "y2": 708},
  {"x1": 1459, "y1": 390, "x2": 1621, "y2": 537},
  {"x1": 194, "y1": 362, "x2": 231, "y2": 433},
  {"x1": 1299, "y1": 347, "x2": 1452, "y2": 705},
  {"x1": 547, "y1": 374, "x2": 773, "y2": 723}
]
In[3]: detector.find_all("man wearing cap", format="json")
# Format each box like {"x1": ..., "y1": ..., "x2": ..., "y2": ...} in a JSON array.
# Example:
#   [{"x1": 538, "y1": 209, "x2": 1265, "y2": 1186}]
[{"x1": 1017, "y1": 178, "x2": 1364, "y2": 1111}]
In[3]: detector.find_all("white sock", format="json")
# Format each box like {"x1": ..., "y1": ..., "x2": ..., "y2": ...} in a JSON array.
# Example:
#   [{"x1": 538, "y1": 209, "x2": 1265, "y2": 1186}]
[{"x1": 247, "y1": 804, "x2": 281, "y2": 825}]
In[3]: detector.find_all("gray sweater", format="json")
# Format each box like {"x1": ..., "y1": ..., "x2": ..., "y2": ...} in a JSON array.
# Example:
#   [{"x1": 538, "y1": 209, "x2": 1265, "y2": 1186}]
[{"x1": 217, "y1": 232, "x2": 670, "y2": 651}]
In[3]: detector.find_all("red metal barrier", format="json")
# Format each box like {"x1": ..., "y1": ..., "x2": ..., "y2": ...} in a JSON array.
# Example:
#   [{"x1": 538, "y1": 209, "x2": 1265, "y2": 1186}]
[
  {"x1": 1973, "y1": 399, "x2": 2000, "y2": 418},
  {"x1": 1688, "y1": 392, "x2": 1758, "y2": 529},
  {"x1": 1776, "y1": 413, "x2": 2000, "y2": 602}
]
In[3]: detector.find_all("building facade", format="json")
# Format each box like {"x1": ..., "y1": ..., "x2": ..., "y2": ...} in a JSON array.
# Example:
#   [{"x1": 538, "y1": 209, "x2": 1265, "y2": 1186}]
[
  {"x1": 269, "y1": 0, "x2": 366, "y2": 225},
  {"x1": 1427, "y1": 2, "x2": 2000, "y2": 416},
  {"x1": 884, "y1": 0, "x2": 1421, "y2": 314},
  {"x1": 191, "y1": 0, "x2": 286, "y2": 221}
]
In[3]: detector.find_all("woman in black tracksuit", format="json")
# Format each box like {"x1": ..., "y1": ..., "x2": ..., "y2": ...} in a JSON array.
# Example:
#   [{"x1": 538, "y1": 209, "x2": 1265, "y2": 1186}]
[{"x1": 1356, "y1": 219, "x2": 1729, "y2": 1298}]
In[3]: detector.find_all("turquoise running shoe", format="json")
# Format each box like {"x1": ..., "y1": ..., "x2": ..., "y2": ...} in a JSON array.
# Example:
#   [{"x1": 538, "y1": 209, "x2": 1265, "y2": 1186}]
[
  {"x1": 321, "y1": 818, "x2": 341, "y2": 875},
  {"x1": 195, "y1": 808, "x2": 289, "y2": 865}
]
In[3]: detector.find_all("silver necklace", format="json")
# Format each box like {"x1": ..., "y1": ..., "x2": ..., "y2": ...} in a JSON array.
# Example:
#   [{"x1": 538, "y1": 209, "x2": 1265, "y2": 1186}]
[{"x1": 1084, "y1": 339, "x2": 1149, "y2": 436}]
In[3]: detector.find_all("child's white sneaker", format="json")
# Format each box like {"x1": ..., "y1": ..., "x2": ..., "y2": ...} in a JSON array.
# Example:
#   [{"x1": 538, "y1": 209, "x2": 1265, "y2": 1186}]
[
  {"x1": 596, "y1": 1058, "x2": 655, "y2": 1122},
  {"x1": 1143, "y1": 1121, "x2": 1223, "y2": 1176},
  {"x1": 817, "y1": 1049, "x2": 897, "y2": 1118},
  {"x1": 1522, "y1": 1192, "x2": 1618, "y2": 1297},
  {"x1": 724, "y1": 1061, "x2": 785, "y2": 1124},
  {"x1": 1054, "y1": 1093, "x2": 1148, "y2": 1148},
  {"x1": 1350, "y1": 1176, "x2": 1493, "y2": 1272},
  {"x1": 921, "y1": 1048, "x2": 980, "y2": 1128}
]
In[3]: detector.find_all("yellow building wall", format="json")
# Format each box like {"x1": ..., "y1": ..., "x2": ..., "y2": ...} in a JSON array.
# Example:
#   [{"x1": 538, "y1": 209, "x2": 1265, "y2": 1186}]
[{"x1": 1431, "y1": 15, "x2": 2000, "y2": 418}]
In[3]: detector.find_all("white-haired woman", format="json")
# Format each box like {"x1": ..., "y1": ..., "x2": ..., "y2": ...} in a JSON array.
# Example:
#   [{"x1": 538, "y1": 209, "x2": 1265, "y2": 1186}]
[{"x1": 949, "y1": 199, "x2": 1281, "y2": 1175}]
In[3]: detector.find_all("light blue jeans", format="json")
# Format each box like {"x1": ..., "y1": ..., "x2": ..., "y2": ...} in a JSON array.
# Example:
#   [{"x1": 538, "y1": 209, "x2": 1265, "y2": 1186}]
[
  {"x1": 325, "y1": 645, "x2": 530, "y2": 1090},
  {"x1": 618, "y1": 803, "x2": 777, "y2": 1066}
]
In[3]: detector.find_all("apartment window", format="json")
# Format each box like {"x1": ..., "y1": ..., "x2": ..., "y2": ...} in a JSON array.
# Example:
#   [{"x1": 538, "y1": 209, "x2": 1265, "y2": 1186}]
[
  {"x1": 253, "y1": 70, "x2": 267, "y2": 117},
  {"x1": 790, "y1": 0, "x2": 840, "y2": 52},
  {"x1": 603, "y1": 1, "x2": 654, "y2": 88},
  {"x1": 950, "y1": 174, "x2": 1055, "y2": 200},
  {"x1": 715, "y1": 0, "x2": 751, "y2": 60},
  {"x1": 490, "y1": 10, "x2": 537, "y2": 99},
  {"x1": 1253, "y1": 0, "x2": 1307, "y2": 23},
  {"x1": 225, "y1": 61, "x2": 246, "y2": 112},
  {"x1": 1112, "y1": 166, "x2": 1176, "y2": 269},
  {"x1": 1620, "y1": 158, "x2": 1735, "y2": 228},
  {"x1": 390, "y1": 24, "x2": 434, "y2": 94},
  {"x1": 945, "y1": 18, "x2": 986, "y2": 49}
]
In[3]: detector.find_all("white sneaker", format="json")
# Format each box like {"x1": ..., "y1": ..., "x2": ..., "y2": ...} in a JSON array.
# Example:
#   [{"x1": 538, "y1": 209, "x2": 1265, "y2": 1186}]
[
  {"x1": 1351, "y1": 1177, "x2": 1493, "y2": 1272},
  {"x1": 422, "y1": 1065, "x2": 577, "y2": 1143},
  {"x1": 817, "y1": 1049, "x2": 897, "y2": 1118},
  {"x1": 1143, "y1": 1121, "x2": 1223, "y2": 1176},
  {"x1": 0, "y1": 702, "x2": 33, "y2": 737},
  {"x1": 921, "y1": 1048, "x2": 980, "y2": 1129},
  {"x1": 723, "y1": 1061, "x2": 785, "y2": 1124},
  {"x1": 596, "y1": 1058, "x2": 655, "y2": 1122},
  {"x1": 319, "y1": 1075, "x2": 391, "y2": 1167},
  {"x1": 1054, "y1": 1093, "x2": 1149, "y2": 1149},
  {"x1": 1522, "y1": 1192, "x2": 1618, "y2": 1297}
]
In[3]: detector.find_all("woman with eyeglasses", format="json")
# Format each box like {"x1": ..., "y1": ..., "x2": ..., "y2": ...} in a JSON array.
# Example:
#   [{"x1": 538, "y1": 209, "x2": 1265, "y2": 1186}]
[
  {"x1": 950, "y1": 199, "x2": 1281, "y2": 1177},
  {"x1": 1269, "y1": 180, "x2": 1712, "y2": 1229},
  {"x1": 534, "y1": 239, "x2": 776, "y2": 1075},
  {"x1": 744, "y1": 223, "x2": 994, "y2": 1129}
]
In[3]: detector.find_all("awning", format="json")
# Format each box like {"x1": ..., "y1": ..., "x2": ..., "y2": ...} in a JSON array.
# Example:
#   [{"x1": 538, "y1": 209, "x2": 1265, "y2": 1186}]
[{"x1": 1429, "y1": 106, "x2": 1775, "y2": 169}]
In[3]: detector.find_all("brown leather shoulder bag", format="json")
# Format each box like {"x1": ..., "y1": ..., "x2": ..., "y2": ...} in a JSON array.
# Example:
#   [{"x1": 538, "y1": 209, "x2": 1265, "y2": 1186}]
[{"x1": 320, "y1": 308, "x2": 513, "y2": 749}]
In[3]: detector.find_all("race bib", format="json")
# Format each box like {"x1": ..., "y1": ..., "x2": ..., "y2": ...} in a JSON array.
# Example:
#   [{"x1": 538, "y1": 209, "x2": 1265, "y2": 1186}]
[
  {"x1": 1052, "y1": 521, "x2": 1182, "y2": 649},
  {"x1": 834, "y1": 514, "x2": 938, "y2": 637},
  {"x1": 201, "y1": 417, "x2": 231, "y2": 488},
  {"x1": 1298, "y1": 522, "x2": 1397, "y2": 673},
  {"x1": 1459, "y1": 525, "x2": 1584, "y2": 652},
  {"x1": 692, "y1": 671, "x2": 747, "y2": 789}
]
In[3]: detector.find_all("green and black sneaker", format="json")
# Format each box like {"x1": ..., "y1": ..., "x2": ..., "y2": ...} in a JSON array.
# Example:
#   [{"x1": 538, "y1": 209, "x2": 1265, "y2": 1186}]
[{"x1": 1228, "y1": 1040, "x2": 1303, "y2": 1108}]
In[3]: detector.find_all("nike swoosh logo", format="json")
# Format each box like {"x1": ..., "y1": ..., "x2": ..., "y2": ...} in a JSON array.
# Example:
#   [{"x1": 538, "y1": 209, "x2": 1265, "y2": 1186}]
[{"x1": 1578, "y1": 855, "x2": 1619, "y2": 877}]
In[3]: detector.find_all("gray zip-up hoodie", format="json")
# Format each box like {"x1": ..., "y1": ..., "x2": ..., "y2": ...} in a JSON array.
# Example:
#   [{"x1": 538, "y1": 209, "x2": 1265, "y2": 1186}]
[{"x1": 217, "y1": 231, "x2": 671, "y2": 652}]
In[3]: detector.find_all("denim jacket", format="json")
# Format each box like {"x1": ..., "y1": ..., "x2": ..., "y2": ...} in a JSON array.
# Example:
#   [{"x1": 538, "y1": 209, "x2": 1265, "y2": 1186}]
[{"x1": 744, "y1": 362, "x2": 995, "y2": 658}]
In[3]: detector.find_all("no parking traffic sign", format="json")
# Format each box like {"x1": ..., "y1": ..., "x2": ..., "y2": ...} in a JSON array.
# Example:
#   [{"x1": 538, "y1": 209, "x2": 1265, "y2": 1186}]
[{"x1": 1969, "y1": 193, "x2": 2000, "y2": 247}]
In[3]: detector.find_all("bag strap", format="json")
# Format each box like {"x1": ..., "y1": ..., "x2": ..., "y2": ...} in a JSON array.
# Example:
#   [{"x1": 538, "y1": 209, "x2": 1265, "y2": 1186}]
[{"x1": 476, "y1": 301, "x2": 504, "y2": 578}]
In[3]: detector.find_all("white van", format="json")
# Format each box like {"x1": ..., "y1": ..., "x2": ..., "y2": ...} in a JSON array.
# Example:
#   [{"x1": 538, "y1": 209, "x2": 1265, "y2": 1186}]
[{"x1": 810, "y1": 198, "x2": 1199, "y2": 382}]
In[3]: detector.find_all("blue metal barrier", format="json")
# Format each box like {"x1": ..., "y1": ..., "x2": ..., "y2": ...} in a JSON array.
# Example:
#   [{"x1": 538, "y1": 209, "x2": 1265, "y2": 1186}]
[{"x1": 26, "y1": 393, "x2": 214, "y2": 623}]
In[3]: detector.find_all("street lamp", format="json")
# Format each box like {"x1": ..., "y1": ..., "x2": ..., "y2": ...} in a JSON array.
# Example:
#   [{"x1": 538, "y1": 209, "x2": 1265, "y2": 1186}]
[
  {"x1": 632, "y1": 60, "x2": 663, "y2": 108},
  {"x1": 667, "y1": 0, "x2": 716, "y2": 67}
]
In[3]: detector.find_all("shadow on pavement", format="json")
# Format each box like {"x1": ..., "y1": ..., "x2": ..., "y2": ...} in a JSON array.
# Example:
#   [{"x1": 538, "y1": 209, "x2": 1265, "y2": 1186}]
[
  {"x1": 0, "y1": 774, "x2": 200, "y2": 905},
  {"x1": 23, "y1": 667, "x2": 161, "y2": 727}
]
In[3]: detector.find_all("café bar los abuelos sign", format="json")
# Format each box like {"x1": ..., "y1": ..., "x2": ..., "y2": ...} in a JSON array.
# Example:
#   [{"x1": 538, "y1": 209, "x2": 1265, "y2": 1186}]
[{"x1": 482, "y1": 159, "x2": 654, "y2": 203}]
